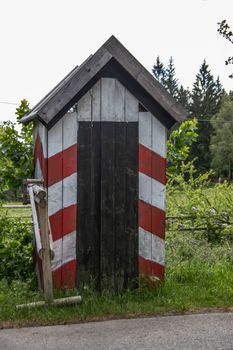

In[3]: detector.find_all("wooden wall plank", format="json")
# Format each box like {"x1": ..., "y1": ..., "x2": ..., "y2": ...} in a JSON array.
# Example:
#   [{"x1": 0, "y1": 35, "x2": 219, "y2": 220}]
[
  {"x1": 125, "y1": 122, "x2": 138, "y2": 287},
  {"x1": 77, "y1": 90, "x2": 92, "y2": 121},
  {"x1": 76, "y1": 122, "x2": 92, "y2": 288},
  {"x1": 48, "y1": 119, "x2": 63, "y2": 288},
  {"x1": 92, "y1": 80, "x2": 101, "y2": 122},
  {"x1": 125, "y1": 90, "x2": 139, "y2": 122},
  {"x1": 101, "y1": 78, "x2": 116, "y2": 121},
  {"x1": 62, "y1": 113, "x2": 77, "y2": 287},
  {"x1": 114, "y1": 122, "x2": 126, "y2": 290},
  {"x1": 100, "y1": 122, "x2": 116, "y2": 290},
  {"x1": 151, "y1": 116, "x2": 166, "y2": 158}
]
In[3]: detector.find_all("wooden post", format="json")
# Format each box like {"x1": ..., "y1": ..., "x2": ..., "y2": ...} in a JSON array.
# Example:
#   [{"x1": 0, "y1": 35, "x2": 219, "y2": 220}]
[{"x1": 38, "y1": 197, "x2": 53, "y2": 304}]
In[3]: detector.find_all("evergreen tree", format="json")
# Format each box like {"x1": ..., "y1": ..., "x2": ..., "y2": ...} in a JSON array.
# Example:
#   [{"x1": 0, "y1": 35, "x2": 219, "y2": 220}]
[
  {"x1": 164, "y1": 57, "x2": 179, "y2": 98},
  {"x1": 152, "y1": 56, "x2": 166, "y2": 85},
  {"x1": 190, "y1": 60, "x2": 223, "y2": 172},
  {"x1": 177, "y1": 85, "x2": 190, "y2": 110},
  {"x1": 210, "y1": 97, "x2": 233, "y2": 178}
]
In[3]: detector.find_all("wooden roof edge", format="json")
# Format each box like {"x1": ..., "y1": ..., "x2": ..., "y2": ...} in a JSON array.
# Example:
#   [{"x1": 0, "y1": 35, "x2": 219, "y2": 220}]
[
  {"x1": 103, "y1": 35, "x2": 188, "y2": 123},
  {"x1": 21, "y1": 35, "x2": 188, "y2": 125},
  {"x1": 20, "y1": 55, "x2": 93, "y2": 124}
]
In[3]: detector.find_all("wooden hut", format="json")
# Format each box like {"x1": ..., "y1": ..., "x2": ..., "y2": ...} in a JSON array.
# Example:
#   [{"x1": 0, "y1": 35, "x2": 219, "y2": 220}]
[{"x1": 21, "y1": 36, "x2": 188, "y2": 290}]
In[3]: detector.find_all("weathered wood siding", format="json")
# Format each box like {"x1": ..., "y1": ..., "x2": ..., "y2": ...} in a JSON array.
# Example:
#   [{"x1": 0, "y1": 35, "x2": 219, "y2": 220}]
[
  {"x1": 34, "y1": 77, "x2": 167, "y2": 290},
  {"x1": 47, "y1": 112, "x2": 78, "y2": 288},
  {"x1": 138, "y1": 111, "x2": 166, "y2": 280},
  {"x1": 76, "y1": 78, "x2": 139, "y2": 290}
]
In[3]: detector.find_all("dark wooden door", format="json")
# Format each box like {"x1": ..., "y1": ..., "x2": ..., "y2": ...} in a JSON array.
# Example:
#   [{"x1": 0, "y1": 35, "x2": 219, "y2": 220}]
[{"x1": 77, "y1": 122, "x2": 138, "y2": 291}]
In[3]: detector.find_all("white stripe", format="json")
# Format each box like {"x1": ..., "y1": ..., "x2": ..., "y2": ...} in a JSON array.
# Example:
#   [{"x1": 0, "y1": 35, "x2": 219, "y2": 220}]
[
  {"x1": 48, "y1": 181, "x2": 62, "y2": 216},
  {"x1": 34, "y1": 123, "x2": 47, "y2": 159},
  {"x1": 63, "y1": 173, "x2": 77, "y2": 208},
  {"x1": 151, "y1": 233, "x2": 165, "y2": 266},
  {"x1": 48, "y1": 173, "x2": 77, "y2": 216},
  {"x1": 48, "y1": 118, "x2": 63, "y2": 157},
  {"x1": 139, "y1": 227, "x2": 151, "y2": 260},
  {"x1": 139, "y1": 171, "x2": 151, "y2": 205},
  {"x1": 139, "y1": 111, "x2": 167, "y2": 159},
  {"x1": 139, "y1": 112, "x2": 152, "y2": 149},
  {"x1": 139, "y1": 227, "x2": 165, "y2": 266},
  {"x1": 152, "y1": 116, "x2": 167, "y2": 158},
  {"x1": 34, "y1": 158, "x2": 42, "y2": 179},
  {"x1": 51, "y1": 231, "x2": 76, "y2": 271},
  {"x1": 63, "y1": 112, "x2": 78, "y2": 150},
  {"x1": 151, "y1": 176, "x2": 166, "y2": 211},
  {"x1": 139, "y1": 172, "x2": 165, "y2": 211},
  {"x1": 38, "y1": 122, "x2": 47, "y2": 158}
]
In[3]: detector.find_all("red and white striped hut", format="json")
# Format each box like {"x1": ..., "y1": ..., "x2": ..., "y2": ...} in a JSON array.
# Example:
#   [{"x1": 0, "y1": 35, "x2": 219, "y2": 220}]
[{"x1": 21, "y1": 36, "x2": 187, "y2": 291}]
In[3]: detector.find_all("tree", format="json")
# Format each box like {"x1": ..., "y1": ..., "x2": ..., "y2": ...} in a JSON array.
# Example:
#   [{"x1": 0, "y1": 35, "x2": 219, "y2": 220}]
[
  {"x1": 177, "y1": 85, "x2": 190, "y2": 110},
  {"x1": 189, "y1": 60, "x2": 223, "y2": 172},
  {"x1": 152, "y1": 56, "x2": 180, "y2": 98},
  {"x1": 164, "y1": 57, "x2": 179, "y2": 98},
  {"x1": 0, "y1": 100, "x2": 33, "y2": 198},
  {"x1": 167, "y1": 118, "x2": 198, "y2": 178},
  {"x1": 218, "y1": 20, "x2": 233, "y2": 78},
  {"x1": 210, "y1": 97, "x2": 233, "y2": 178}
]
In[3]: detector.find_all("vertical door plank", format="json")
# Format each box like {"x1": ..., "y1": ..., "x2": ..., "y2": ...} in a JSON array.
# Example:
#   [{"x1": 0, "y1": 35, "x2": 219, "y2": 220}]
[
  {"x1": 89, "y1": 122, "x2": 101, "y2": 289},
  {"x1": 76, "y1": 122, "x2": 92, "y2": 288},
  {"x1": 100, "y1": 122, "x2": 116, "y2": 291},
  {"x1": 125, "y1": 122, "x2": 139, "y2": 287},
  {"x1": 114, "y1": 122, "x2": 126, "y2": 291}
]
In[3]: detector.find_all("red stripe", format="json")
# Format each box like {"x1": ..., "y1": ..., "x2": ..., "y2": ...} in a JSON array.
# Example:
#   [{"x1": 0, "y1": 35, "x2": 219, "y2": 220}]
[
  {"x1": 139, "y1": 144, "x2": 166, "y2": 185},
  {"x1": 52, "y1": 260, "x2": 76, "y2": 289},
  {"x1": 61, "y1": 260, "x2": 77, "y2": 288},
  {"x1": 49, "y1": 204, "x2": 77, "y2": 241},
  {"x1": 138, "y1": 256, "x2": 164, "y2": 280},
  {"x1": 138, "y1": 200, "x2": 165, "y2": 239},
  {"x1": 34, "y1": 133, "x2": 48, "y2": 186},
  {"x1": 47, "y1": 144, "x2": 77, "y2": 187}
]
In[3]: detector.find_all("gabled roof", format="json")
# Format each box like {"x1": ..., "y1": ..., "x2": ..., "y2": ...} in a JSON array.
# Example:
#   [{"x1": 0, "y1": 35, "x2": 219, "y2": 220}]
[{"x1": 21, "y1": 35, "x2": 188, "y2": 129}]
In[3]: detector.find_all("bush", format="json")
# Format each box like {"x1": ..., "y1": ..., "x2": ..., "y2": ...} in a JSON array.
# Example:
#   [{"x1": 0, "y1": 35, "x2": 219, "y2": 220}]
[{"x1": 0, "y1": 208, "x2": 33, "y2": 282}]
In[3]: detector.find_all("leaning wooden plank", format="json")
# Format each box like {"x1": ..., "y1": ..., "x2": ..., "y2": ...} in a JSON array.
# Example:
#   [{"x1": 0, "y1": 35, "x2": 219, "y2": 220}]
[
  {"x1": 32, "y1": 184, "x2": 46, "y2": 199},
  {"x1": 16, "y1": 296, "x2": 82, "y2": 309},
  {"x1": 38, "y1": 202, "x2": 53, "y2": 304},
  {"x1": 28, "y1": 186, "x2": 42, "y2": 257}
]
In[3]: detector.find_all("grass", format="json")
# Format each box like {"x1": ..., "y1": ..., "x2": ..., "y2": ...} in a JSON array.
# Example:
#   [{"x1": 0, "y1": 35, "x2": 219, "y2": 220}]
[
  {"x1": 0, "y1": 201, "x2": 31, "y2": 219},
  {"x1": 1, "y1": 183, "x2": 233, "y2": 328},
  {"x1": 1, "y1": 259, "x2": 233, "y2": 328}
]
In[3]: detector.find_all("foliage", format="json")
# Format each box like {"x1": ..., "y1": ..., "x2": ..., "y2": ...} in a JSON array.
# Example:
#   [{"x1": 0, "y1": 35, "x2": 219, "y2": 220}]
[
  {"x1": 0, "y1": 207, "x2": 33, "y2": 282},
  {"x1": 167, "y1": 166, "x2": 233, "y2": 244},
  {"x1": 210, "y1": 97, "x2": 233, "y2": 177},
  {"x1": 189, "y1": 61, "x2": 223, "y2": 172},
  {"x1": 218, "y1": 20, "x2": 233, "y2": 78},
  {"x1": 167, "y1": 118, "x2": 198, "y2": 177},
  {"x1": 0, "y1": 100, "x2": 33, "y2": 198}
]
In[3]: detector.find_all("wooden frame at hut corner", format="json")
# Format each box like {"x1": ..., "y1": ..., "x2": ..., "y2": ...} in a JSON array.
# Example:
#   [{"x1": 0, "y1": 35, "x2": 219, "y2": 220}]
[{"x1": 20, "y1": 36, "x2": 188, "y2": 290}]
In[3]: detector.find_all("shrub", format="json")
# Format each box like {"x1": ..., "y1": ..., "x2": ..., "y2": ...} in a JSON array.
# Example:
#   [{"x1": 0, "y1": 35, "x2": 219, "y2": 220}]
[{"x1": 0, "y1": 207, "x2": 33, "y2": 282}]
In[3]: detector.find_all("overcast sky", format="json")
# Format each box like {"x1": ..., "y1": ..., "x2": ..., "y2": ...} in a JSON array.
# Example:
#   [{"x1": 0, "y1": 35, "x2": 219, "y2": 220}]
[{"x1": 0, "y1": 0, "x2": 232, "y2": 123}]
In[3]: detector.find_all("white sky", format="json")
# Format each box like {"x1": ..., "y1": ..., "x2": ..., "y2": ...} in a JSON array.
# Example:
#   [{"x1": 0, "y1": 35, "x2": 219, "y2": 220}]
[{"x1": 0, "y1": 0, "x2": 232, "y2": 123}]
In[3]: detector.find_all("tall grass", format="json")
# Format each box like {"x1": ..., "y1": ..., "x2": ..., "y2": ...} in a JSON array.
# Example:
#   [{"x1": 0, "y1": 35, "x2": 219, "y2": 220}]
[{"x1": 1, "y1": 180, "x2": 233, "y2": 327}]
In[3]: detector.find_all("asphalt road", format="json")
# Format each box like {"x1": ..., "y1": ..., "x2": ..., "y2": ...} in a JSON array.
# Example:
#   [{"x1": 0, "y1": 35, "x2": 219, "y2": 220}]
[{"x1": 1, "y1": 312, "x2": 233, "y2": 350}]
